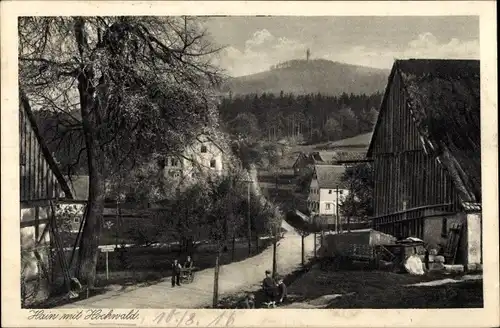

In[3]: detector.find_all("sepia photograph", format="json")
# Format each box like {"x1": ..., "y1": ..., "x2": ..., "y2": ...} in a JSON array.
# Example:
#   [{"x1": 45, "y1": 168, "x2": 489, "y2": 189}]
[{"x1": 1, "y1": 1, "x2": 498, "y2": 327}]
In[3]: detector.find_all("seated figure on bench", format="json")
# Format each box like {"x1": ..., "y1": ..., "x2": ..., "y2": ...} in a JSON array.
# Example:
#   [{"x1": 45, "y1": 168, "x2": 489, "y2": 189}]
[
  {"x1": 262, "y1": 270, "x2": 277, "y2": 308},
  {"x1": 183, "y1": 255, "x2": 195, "y2": 282}
]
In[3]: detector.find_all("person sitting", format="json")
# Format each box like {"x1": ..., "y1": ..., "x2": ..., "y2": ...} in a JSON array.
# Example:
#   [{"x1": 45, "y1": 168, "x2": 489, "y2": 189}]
[
  {"x1": 184, "y1": 255, "x2": 194, "y2": 269},
  {"x1": 275, "y1": 277, "x2": 287, "y2": 304},
  {"x1": 182, "y1": 255, "x2": 194, "y2": 281},
  {"x1": 243, "y1": 293, "x2": 256, "y2": 309},
  {"x1": 262, "y1": 270, "x2": 277, "y2": 308}
]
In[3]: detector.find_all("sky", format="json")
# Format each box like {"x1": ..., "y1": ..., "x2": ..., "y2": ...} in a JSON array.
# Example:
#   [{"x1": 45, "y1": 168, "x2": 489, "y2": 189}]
[{"x1": 203, "y1": 16, "x2": 480, "y2": 77}]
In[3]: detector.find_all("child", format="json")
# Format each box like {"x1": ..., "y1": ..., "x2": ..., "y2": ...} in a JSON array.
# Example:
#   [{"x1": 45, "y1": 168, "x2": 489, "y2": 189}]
[
  {"x1": 243, "y1": 293, "x2": 256, "y2": 309},
  {"x1": 275, "y1": 277, "x2": 287, "y2": 304}
]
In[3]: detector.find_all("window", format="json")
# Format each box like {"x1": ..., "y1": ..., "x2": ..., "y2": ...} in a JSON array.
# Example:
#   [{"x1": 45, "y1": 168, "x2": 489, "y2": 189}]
[
  {"x1": 74, "y1": 217, "x2": 79, "y2": 223},
  {"x1": 174, "y1": 172, "x2": 180, "y2": 178},
  {"x1": 170, "y1": 158, "x2": 178, "y2": 167},
  {"x1": 328, "y1": 190, "x2": 332, "y2": 194},
  {"x1": 210, "y1": 159, "x2": 216, "y2": 168},
  {"x1": 201, "y1": 145, "x2": 207, "y2": 153},
  {"x1": 326, "y1": 203, "x2": 331, "y2": 210},
  {"x1": 157, "y1": 158, "x2": 166, "y2": 169}
]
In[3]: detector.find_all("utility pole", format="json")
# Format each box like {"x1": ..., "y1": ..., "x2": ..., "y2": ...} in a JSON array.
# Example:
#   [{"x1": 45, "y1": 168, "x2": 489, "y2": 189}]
[
  {"x1": 335, "y1": 187, "x2": 339, "y2": 234},
  {"x1": 212, "y1": 247, "x2": 221, "y2": 308},
  {"x1": 313, "y1": 216, "x2": 317, "y2": 259},
  {"x1": 247, "y1": 181, "x2": 251, "y2": 255},
  {"x1": 301, "y1": 233, "x2": 305, "y2": 267}
]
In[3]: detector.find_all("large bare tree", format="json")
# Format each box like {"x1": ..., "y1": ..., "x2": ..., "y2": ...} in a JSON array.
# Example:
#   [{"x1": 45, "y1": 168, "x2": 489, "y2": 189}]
[{"x1": 19, "y1": 16, "x2": 223, "y2": 287}]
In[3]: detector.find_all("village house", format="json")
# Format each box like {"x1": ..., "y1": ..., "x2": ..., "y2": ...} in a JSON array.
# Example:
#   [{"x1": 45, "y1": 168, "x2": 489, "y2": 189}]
[
  {"x1": 367, "y1": 59, "x2": 481, "y2": 270},
  {"x1": 307, "y1": 164, "x2": 348, "y2": 220},
  {"x1": 161, "y1": 134, "x2": 227, "y2": 183},
  {"x1": 293, "y1": 132, "x2": 372, "y2": 176},
  {"x1": 19, "y1": 91, "x2": 75, "y2": 305}
]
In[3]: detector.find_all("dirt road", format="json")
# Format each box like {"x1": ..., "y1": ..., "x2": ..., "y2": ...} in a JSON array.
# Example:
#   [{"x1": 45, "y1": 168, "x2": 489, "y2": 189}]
[{"x1": 59, "y1": 225, "x2": 314, "y2": 309}]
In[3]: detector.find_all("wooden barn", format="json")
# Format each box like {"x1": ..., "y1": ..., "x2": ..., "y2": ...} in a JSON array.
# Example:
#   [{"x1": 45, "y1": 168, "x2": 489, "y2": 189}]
[
  {"x1": 19, "y1": 90, "x2": 75, "y2": 306},
  {"x1": 367, "y1": 59, "x2": 481, "y2": 269}
]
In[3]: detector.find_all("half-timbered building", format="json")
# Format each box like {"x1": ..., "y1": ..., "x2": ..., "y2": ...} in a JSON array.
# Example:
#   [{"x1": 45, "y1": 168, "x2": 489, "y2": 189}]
[
  {"x1": 20, "y1": 90, "x2": 74, "y2": 306},
  {"x1": 367, "y1": 59, "x2": 481, "y2": 269}
]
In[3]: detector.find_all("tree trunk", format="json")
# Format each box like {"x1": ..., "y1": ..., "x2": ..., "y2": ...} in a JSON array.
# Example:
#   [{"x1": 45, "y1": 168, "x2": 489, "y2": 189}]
[
  {"x1": 76, "y1": 147, "x2": 105, "y2": 288},
  {"x1": 254, "y1": 233, "x2": 259, "y2": 253},
  {"x1": 74, "y1": 22, "x2": 105, "y2": 287}
]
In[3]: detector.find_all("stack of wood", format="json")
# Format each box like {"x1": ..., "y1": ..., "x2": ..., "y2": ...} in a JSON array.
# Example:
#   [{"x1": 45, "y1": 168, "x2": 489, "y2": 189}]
[{"x1": 427, "y1": 249, "x2": 445, "y2": 271}]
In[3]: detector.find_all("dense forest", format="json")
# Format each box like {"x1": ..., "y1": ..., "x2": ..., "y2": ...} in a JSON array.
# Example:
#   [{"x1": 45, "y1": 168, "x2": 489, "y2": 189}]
[{"x1": 219, "y1": 91, "x2": 382, "y2": 144}]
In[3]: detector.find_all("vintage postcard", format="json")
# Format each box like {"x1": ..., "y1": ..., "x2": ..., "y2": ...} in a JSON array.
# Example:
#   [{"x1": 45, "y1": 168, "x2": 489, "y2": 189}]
[{"x1": 1, "y1": 1, "x2": 498, "y2": 327}]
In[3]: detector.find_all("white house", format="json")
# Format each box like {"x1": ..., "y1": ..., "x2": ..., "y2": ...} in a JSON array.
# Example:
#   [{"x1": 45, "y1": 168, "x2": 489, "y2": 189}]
[
  {"x1": 307, "y1": 164, "x2": 348, "y2": 217},
  {"x1": 162, "y1": 134, "x2": 227, "y2": 183}
]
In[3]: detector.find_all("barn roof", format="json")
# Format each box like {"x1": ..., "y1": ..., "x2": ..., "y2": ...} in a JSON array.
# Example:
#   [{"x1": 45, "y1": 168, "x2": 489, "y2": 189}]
[
  {"x1": 313, "y1": 164, "x2": 346, "y2": 189},
  {"x1": 368, "y1": 59, "x2": 481, "y2": 203}
]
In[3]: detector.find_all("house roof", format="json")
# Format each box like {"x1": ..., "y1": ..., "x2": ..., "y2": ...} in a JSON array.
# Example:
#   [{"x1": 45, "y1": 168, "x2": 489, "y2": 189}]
[
  {"x1": 313, "y1": 164, "x2": 346, "y2": 189},
  {"x1": 368, "y1": 59, "x2": 481, "y2": 203},
  {"x1": 20, "y1": 90, "x2": 73, "y2": 200},
  {"x1": 292, "y1": 152, "x2": 310, "y2": 168}
]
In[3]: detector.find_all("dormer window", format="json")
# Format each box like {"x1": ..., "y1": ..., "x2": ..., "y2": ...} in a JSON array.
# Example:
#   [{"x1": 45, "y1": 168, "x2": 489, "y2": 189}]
[
  {"x1": 201, "y1": 145, "x2": 207, "y2": 153},
  {"x1": 210, "y1": 159, "x2": 216, "y2": 168}
]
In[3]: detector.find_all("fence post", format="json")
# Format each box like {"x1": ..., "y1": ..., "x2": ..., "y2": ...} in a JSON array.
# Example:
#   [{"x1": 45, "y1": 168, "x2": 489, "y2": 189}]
[
  {"x1": 313, "y1": 232, "x2": 317, "y2": 258},
  {"x1": 105, "y1": 251, "x2": 109, "y2": 280},
  {"x1": 212, "y1": 250, "x2": 220, "y2": 308}
]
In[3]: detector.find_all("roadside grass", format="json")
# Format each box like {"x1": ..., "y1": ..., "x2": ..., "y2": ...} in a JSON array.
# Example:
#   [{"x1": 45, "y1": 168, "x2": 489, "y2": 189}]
[
  {"x1": 216, "y1": 259, "x2": 483, "y2": 309},
  {"x1": 30, "y1": 240, "x2": 271, "y2": 309},
  {"x1": 286, "y1": 265, "x2": 483, "y2": 309}
]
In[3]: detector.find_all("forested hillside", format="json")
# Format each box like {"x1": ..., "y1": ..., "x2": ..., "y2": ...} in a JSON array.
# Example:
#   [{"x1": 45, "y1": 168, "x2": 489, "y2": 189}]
[
  {"x1": 222, "y1": 59, "x2": 390, "y2": 96},
  {"x1": 219, "y1": 91, "x2": 382, "y2": 144}
]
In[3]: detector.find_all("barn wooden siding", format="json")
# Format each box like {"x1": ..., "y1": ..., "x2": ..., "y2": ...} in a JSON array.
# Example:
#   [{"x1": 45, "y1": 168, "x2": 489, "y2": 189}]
[
  {"x1": 370, "y1": 72, "x2": 461, "y2": 238},
  {"x1": 19, "y1": 100, "x2": 64, "y2": 206}
]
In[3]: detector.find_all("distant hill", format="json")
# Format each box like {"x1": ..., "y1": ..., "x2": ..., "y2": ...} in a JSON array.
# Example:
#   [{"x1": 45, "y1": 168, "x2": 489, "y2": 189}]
[{"x1": 221, "y1": 59, "x2": 390, "y2": 96}]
